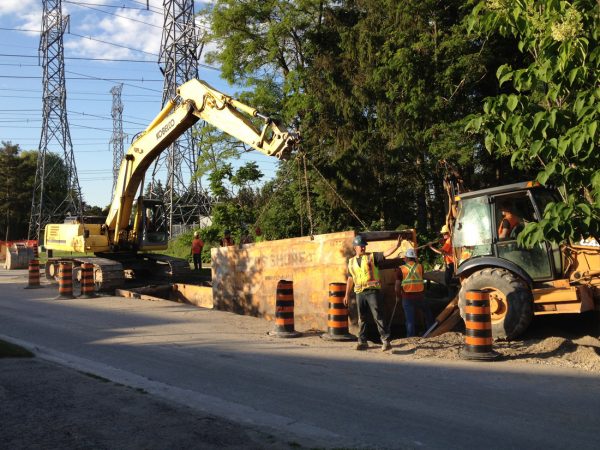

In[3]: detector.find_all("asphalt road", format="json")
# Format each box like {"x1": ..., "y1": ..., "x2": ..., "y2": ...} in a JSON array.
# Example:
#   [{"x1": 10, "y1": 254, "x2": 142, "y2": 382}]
[{"x1": 1, "y1": 270, "x2": 599, "y2": 449}]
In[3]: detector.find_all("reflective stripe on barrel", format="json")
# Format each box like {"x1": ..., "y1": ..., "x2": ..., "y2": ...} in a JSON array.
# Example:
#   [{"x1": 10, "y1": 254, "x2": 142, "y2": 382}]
[
  {"x1": 57, "y1": 261, "x2": 74, "y2": 299},
  {"x1": 26, "y1": 259, "x2": 40, "y2": 288},
  {"x1": 463, "y1": 290, "x2": 493, "y2": 353},
  {"x1": 274, "y1": 280, "x2": 296, "y2": 332},
  {"x1": 79, "y1": 263, "x2": 96, "y2": 298},
  {"x1": 327, "y1": 282, "x2": 350, "y2": 335}
]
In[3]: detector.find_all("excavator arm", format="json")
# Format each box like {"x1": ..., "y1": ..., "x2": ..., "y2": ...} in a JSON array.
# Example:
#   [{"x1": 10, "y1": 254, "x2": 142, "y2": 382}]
[{"x1": 106, "y1": 79, "x2": 298, "y2": 245}]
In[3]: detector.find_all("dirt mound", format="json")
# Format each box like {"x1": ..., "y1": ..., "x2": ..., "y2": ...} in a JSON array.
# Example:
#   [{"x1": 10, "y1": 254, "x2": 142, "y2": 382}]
[{"x1": 392, "y1": 332, "x2": 600, "y2": 373}]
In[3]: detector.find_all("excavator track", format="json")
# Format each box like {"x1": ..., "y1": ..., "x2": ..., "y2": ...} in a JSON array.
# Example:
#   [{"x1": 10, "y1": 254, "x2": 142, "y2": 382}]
[
  {"x1": 45, "y1": 257, "x2": 125, "y2": 293},
  {"x1": 94, "y1": 252, "x2": 193, "y2": 283},
  {"x1": 76, "y1": 257, "x2": 125, "y2": 292},
  {"x1": 45, "y1": 254, "x2": 191, "y2": 293},
  {"x1": 141, "y1": 254, "x2": 192, "y2": 279}
]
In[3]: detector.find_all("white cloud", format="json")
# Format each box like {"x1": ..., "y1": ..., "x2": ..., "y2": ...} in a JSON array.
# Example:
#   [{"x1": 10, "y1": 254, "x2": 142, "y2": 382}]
[
  {"x1": 0, "y1": 0, "x2": 37, "y2": 16},
  {"x1": 2, "y1": 0, "x2": 218, "y2": 69},
  {"x1": 66, "y1": 7, "x2": 164, "y2": 60}
]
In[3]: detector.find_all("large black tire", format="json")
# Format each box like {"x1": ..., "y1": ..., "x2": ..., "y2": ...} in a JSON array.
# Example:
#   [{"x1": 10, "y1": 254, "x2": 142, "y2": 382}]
[{"x1": 459, "y1": 268, "x2": 533, "y2": 340}]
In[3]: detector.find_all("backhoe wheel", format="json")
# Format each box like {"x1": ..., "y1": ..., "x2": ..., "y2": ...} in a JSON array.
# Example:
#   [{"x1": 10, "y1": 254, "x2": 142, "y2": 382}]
[{"x1": 459, "y1": 268, "x2": 533, "y2": 340}]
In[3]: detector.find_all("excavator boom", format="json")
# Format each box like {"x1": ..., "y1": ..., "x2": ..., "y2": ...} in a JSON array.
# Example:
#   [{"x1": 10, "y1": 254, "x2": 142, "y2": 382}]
[
  {"x1": 107, "y1": 79, "x2": 297, "y2": 241},
  {"x1": 43, "y1": 79, "x2": 297, "y2": 290}
]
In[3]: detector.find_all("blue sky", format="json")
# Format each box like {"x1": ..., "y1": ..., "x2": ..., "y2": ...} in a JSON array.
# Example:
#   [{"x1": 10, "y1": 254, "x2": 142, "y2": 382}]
[{"x1": 0, "y1": 0, "x2": 280, "y2": 208}]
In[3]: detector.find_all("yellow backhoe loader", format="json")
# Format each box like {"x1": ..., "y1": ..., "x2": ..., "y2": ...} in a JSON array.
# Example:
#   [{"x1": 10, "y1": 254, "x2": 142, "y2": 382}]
[{"x1": 431, "y1": 177, "x2": 600, "y2": 339}]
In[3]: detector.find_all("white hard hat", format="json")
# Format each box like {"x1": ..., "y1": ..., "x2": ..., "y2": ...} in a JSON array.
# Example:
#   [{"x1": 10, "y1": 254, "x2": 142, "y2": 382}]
[{"x1": 405, "y1": 247, "x2": 416, "y2": 258}]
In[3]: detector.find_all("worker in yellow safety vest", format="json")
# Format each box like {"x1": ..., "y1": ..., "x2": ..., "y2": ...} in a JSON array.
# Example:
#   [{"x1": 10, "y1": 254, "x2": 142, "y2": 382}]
[
  {"x1": 395, "y1": 247, "x2": 433, "y2": 337},
  {"x1": 343, "y1": 234, "x2": 404, "y2": 351}
]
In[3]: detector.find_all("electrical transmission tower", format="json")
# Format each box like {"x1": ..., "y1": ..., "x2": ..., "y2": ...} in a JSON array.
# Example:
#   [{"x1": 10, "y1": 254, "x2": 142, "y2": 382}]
[
  {"x1": 151, "y1": 0, "x2": 210, "y2": 236},
  {"x1": 109, "y1": 84, "x2": 126, "y2": 199},
  {"x1": 29, "y1": 0, "x2": 83, "y2": 240}
]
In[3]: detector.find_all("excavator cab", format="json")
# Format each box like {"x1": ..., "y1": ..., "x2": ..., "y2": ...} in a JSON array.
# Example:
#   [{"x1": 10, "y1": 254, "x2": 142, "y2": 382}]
[{"x1": 136, "y1": 199, "x2": 168, "y2": 250}]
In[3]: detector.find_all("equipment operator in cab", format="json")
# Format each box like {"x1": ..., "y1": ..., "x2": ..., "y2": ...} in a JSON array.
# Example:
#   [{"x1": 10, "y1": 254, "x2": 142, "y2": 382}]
[{"x1": 498, "y1": 200, "x2": 522, "y2": 240}]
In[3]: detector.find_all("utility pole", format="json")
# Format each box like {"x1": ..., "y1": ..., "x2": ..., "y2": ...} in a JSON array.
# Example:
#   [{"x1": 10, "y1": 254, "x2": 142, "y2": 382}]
[
  {"x1": 151, "y1": 0, "x2": 209, "y2": 236},
  {"x1": 109, "y1": 84, "x2": 126, "y2": 200},
  {"x1": 29, "y1": 0, "x2": 82, "y2": 240}
]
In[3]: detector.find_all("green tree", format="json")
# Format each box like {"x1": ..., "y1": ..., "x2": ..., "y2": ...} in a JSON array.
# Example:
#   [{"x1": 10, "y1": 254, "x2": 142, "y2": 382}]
[
  {"x1": 0, "y1": 142, "x2": 27, "y2": 240},
  {"x1": 0, "y1": 143, "x2": 70, "y2": 240},
  {"x1": 208, "y1": 161, "x2": 264, "y2": 238},
  {"x1": 467, "y1": 0, "x2": 600, "y2": 245},
  {"x1": 201, "y1": 1, "x2": 533, "y2": 238}
]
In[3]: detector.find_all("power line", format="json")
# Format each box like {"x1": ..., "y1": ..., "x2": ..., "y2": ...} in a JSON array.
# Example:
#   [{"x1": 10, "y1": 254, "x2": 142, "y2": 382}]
[
  {"x1": 0, "y1": 94, "x2": 158, "y2": 103},
  {"x1": 0, "y1": 31, "x2": 221, "y2": 71},
  {"x1": 0, "y1": 63, "x2": 39, "y2": 67},
  {"x1": 128, "y1": 0, "x2": 164, "y2": 14},
  {"x1": 1, "y1": 27, "x2": 159, "y2": 57},
  {"x1": 66, "y1": 70, "x2": 164, "y2": 92},
  {"x1": 0, "y1": 75, "x2": 163, "y2": 82},
  {"x1": 69, "y1": 31, "x2": 160, "y2": 57},
  {"x1": 0, "y1": 87, "x2": 156, "y2": 97},
  {"x1": 64, "y1": 0, "x2": 163, "y2": 28},
  {"x1": 0, "y1": 53, "x2": 155, "y2": 63},
  {"x1": 70, "y1": 0, "x2": 162, "y2": 13}
]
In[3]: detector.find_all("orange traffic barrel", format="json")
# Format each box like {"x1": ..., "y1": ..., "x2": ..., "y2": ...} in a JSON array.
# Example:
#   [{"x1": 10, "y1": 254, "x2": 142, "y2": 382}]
[
  {"x1": 24, "y1": 259, "x2": 42, "y2": 289},
  {"x1": 321, "y1": 282, "x2": 356, "y2": 341},
  {"x1": 269, "y1": 280, "x2": 301, "y2": 338},
  {"x1": 460, "y1": 289, "x2": 500, "y2": 361},
  {"x1": 79, "y1": 263, "x2": 97, "y2": 298},
  {"x1": 55, "y1": 261, "x2": 75, "y2": 300},
  {"x1": 32, "y1": 242, "x2": 39, "y2": 259}
]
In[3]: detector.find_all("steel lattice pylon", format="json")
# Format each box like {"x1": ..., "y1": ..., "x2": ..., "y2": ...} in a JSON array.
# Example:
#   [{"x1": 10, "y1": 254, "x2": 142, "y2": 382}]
[
  {"x1": 109, "y1": 84, "x2": 126, "y2": 199},
  {"x1": 150, "y1": 0, "x2": 211, "y2": 236},
  {"x1": 28, "y1": 0, "x2": 82, "y2": 240}
]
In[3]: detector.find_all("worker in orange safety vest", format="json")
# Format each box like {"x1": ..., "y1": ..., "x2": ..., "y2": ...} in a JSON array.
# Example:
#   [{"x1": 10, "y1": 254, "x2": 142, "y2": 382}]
[
  {"x1": 395, "y1": 247, "x2": 433, "y2": 337},
  {"x1": 191, "y1": 232, "x2": 204, "y2": 270},
  {"x1": 428, "y1": 224, "x2": 455, "y2": 298}
]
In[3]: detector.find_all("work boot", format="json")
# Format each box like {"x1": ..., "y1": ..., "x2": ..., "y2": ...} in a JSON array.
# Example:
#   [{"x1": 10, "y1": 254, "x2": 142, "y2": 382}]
[
  {"x1": 381, "y1": 340, "x2": 392, "y2": 352},
  {"x1": 356, "y1": 342, "x2": 368, "y2": 351}
]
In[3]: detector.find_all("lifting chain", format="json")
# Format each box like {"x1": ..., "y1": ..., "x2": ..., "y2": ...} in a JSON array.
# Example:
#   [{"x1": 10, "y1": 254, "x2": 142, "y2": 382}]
[
  {"x1": 302, "y1": 154, "x2": 314, "y2": 236},
  {"x1": 252, "y1": 152, "x2": 369, "y2": 237},
  {"x1": 252, "y1": 154, "x2": 301, "y2": 231},
  {"x1": 296, "y1": 157, "x2": 304, "y2": 236},
  {"x1": 304, "y1": 157, "x2": 368, "y2": 230}
]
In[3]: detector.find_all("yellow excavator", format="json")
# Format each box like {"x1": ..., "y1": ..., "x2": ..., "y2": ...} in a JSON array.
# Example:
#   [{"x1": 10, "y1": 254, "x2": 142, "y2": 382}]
[{"x1": 43, "y1": 79, "x2": 297, "y2": 290}]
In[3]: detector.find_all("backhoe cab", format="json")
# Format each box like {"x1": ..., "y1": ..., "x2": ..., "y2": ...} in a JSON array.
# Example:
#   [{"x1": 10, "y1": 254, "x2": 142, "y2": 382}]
[{"x1": 450, "y1": 181, "x2": 599, "y2": 339}]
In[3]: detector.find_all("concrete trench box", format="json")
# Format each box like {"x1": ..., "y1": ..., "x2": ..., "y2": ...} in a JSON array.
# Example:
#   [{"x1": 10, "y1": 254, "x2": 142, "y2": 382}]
[
  {"x1": 115, "y1": 230, "x2": 416, "y2": 335},
  {"x1": 211, "y1": 230, "x2": 416, "y2": 333}
]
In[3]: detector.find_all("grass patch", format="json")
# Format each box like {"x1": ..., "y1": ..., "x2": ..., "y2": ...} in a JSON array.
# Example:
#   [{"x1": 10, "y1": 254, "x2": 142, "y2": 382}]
[
  {"x1": 0, "y1": 339, "x2": 34, "y2": 358},
  {"x1": 38, "y1": 250, "x2": 89, "y2": 264}
]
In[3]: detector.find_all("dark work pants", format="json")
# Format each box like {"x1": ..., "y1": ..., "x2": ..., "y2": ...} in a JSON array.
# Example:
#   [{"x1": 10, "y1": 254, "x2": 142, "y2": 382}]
[
  {"x1": 445, "y1": 263, "x2": 455, "y2": 297},
  {"x1": 402, "y1": 296, "x2": 434, "y2": 337},
  {"x1": 356, "y1": 289, "x2": 390, "y2": 343},
  {"x1": 193, "y1": 253, "x2": 202, "y2": 270}
]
